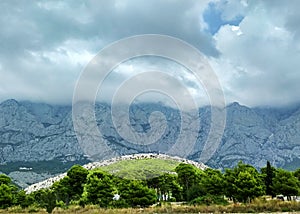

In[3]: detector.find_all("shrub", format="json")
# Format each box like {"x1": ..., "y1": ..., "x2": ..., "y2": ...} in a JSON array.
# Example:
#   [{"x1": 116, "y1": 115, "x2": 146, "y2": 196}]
[{"x1": 190, "y1": 195, "x2": 229, "y2": 206}]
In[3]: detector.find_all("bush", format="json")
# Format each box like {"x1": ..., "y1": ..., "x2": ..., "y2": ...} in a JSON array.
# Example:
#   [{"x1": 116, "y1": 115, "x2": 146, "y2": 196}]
[
  {"x1": 168, "y1": 197, "x2": 176, "y2": 202},
  {"x1": 27, "y1": 203, "x2": 42, "y2": 213},
  {"x1": 55, "y1": 200, "x2": 67, "y2": 209},
  {"x1": 110, "y1": 198, "x2": 129, "y2": 208},
  {"x1": 190, "y1": 195, "x2": 229, "y2": 206}
]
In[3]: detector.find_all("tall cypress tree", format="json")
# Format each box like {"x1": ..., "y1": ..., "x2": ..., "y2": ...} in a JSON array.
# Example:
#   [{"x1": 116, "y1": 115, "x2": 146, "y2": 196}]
[{"x1": 265, "y1": 161, "x2": 275, "y2": 197}]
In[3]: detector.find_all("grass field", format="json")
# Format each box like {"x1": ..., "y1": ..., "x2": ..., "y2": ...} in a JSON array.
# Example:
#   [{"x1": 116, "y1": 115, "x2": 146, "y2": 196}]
[{"x1": 97, "y1": 158, "x2": 180, "y2": 179}]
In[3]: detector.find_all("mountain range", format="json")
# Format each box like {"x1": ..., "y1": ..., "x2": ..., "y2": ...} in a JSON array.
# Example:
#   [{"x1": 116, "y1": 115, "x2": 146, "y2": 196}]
[{"x1": 0, "y1": 99, "x2": 300, "y2": 188}]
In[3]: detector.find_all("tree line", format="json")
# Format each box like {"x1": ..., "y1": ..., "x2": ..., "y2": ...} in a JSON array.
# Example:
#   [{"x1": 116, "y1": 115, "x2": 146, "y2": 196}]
[{"x1": 0, "y1": 161, "x2": 300, "y2": 213}]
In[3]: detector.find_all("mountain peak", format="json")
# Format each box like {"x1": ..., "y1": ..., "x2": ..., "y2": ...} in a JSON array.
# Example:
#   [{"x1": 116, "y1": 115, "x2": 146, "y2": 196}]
[
  {"x1": 0, "y1": 99, "x2": 19, "y2": 107},
  {"x1": 227, "y1": 101, "x2": 242, "y2": 108}
]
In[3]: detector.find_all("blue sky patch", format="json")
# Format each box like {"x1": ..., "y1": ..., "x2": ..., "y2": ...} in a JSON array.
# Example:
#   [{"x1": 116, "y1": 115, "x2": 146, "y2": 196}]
[{"x1": 203, "y1": 2, "x2": 244, "y2": 35}]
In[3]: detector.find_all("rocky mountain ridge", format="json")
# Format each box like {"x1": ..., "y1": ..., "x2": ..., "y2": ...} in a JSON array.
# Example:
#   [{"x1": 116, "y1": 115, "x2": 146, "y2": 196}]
[{"x1": 0, "y1": 99, "x2": 300, "y2": 187}]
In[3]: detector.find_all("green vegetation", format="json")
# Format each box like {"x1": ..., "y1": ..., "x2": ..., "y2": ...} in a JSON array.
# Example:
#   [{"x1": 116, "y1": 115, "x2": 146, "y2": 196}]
[
  {"x1": 99, "y1": 158, "x2": 180, "y2": 179},
  {"x1": 261, "y1": 160, "x2": 276, "y2": 197},
  {"x1": 224, "y1": 161, "x2": 265, "y2": 203},
  {"x1": 0, "y1": 159, "x2": 300, "y2": 213},
  {"x1": 272, "y1": 169, "x2": 300, "y2": 200}
]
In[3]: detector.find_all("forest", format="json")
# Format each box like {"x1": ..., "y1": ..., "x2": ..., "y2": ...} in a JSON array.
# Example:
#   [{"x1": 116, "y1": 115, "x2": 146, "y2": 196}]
[{"x1": 0, "y1": 161, "x2": 300, "y2": 213}]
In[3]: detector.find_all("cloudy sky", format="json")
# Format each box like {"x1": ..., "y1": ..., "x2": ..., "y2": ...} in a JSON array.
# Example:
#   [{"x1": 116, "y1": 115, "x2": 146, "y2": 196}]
[{"x1": 0, "y1": 0, "x2": 300, "y2": 107}]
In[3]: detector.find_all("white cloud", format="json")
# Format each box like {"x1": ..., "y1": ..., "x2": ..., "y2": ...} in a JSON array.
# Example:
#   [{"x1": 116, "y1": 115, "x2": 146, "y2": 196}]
[
  {"x1": 211, "y1": 0, "x2": 300, "y2": 106},
  {"x1": 231, "y1": 25, "x2": 243, "y2": 36},
  {"x1": 96, "y1": 57, "x2": 209, "y2": 107}
]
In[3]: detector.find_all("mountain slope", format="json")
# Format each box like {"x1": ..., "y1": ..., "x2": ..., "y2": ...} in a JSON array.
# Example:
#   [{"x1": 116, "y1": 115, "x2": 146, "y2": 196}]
[{"x1": 0, "y1": 99, "x2": 300, "y2": 187}]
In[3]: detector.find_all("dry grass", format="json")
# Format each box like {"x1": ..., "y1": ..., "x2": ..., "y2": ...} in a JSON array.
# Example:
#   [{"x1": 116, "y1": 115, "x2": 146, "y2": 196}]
[{"x1": 1, "y1": 201, "x2": 300, "y2": 213}]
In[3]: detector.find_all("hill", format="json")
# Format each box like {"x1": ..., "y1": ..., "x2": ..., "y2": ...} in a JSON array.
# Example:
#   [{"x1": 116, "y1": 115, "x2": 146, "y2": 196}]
[{"x1": 24, "y1": 153, "x2": 207, "y2": 193}]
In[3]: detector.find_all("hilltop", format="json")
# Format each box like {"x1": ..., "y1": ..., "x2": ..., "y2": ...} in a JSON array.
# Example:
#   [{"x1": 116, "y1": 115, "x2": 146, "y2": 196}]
[{"x1": 24, "y1": 153, "x2": 207, "y2": 193}]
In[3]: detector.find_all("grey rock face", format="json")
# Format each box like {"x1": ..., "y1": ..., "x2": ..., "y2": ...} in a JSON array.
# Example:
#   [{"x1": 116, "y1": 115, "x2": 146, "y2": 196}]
[
  {"x1": 8, "y1": 171, "x2": 53, "y2": 189},
  {"x1": 0, "y1": 100, "x2": 83, "y2": 164},
  {"x1": 207, "y1": 103, "x2": 300, "y2": 169},
  {"x1": 0, "y1": 99, "x2": 300, "y2": 181}
]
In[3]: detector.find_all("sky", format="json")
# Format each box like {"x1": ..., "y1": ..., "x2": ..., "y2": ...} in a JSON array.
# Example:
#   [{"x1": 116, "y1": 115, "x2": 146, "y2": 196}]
[{"x1": 0, "y1": 0, "x2": 300, "y2": 107}]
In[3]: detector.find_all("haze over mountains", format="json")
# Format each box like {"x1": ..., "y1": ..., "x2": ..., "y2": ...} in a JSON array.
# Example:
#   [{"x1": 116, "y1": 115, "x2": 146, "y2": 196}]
[{"x1": 1, "y1": 98, "x2": 300, "y2": 188}]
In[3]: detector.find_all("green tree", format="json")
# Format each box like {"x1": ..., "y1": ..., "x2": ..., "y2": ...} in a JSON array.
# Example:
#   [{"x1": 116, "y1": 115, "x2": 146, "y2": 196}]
[
  {"x1": 119, "y1": 180, "x2": 156, "y2": 207},
  {"x1": 52, "y1": 176, "x2": 72, "y2": 205},
  {"x1": 148, "y1": 173, "x2": 182, "y2": 201},
  {"x1": 272, "y1": 169, "x2": 300, "y2": 200},
  {"x1": 15, "y1": 190, "x2": 34, "y2": 208},
  {"x1": 0, "y1": 174, "x2": 19, "y2": 209},
  {"x1": 224, "y1": 161, "x2": 265, "y2": 202},
  {"x1": 175, "y1": 163, "x2": 202, "y2": 200},
  {"x1": 187, "y1": 184, "x2": 203, "y2": 201},
  {"x1": 0, "y1": 174, "x2": 12, "y2": 185},
  {"x1": 0, "y1": 184, "x2": 14, "y2": 208},
  {"x1": 50, "y1": 165, "x2": 88, "y2": 206},
  {"x1": 187, "y1": 168, "x2": 225, "y2": 202},
  {"x1": 202, "y1": 168, "x2": 225, "y2": 196},
  {"x1": 261, "y1": 161, "x2": 276, "y2": 197},
  {"x1": 67, "y1": 164, "x2": 89, "y2": 200},
  {"x1": 294, "y1": 168, "x2": 300, "y2": 181},
  {"x1": 31, "y1": 189, "x2": 56, "y2": 213},
  {"x1": 84, "y1": 170, "x2": 115, "y2": 207},
  {"x1": 223, "y1": 168, "x2": 236, "y2": 201},
  {"x1": 235, "y1": 170, "x2": 264, "y2": 202}
]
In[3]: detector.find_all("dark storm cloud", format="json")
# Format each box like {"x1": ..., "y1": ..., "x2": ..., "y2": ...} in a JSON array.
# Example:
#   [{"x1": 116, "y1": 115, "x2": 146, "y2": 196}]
[{"x1": 0, "y1": 0, "x2": 218, "y2": 56}]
